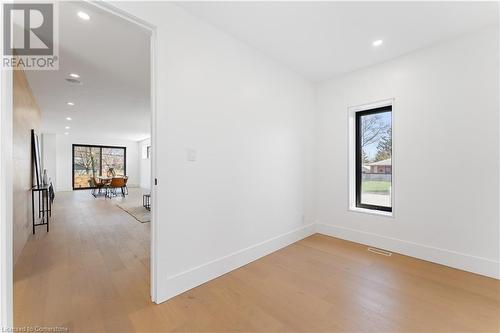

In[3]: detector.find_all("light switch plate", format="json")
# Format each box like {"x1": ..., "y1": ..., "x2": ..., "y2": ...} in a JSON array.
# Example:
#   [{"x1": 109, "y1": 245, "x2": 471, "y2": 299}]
[{"x1": 187, "y1": 148, "x2": 197, "y2": 162}]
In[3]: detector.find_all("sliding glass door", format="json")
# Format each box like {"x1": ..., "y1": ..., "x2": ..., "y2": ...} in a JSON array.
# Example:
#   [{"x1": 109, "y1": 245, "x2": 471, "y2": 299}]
[{"x1": 72, "y1": 144, "x2": 126, "y2": 189}]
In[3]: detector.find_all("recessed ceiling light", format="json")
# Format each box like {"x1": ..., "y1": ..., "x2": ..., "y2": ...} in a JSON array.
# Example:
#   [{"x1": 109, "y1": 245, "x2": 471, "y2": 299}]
[
  {"x1": 64, "y1": 132, "x2": 69, "y2": 135},
  {"x1": 66, "y1": 117, "x2": 72, "y2": 121},
  {"x1": 372, "y1": 39, "x2": 383, "y2": 47},
  {"x1": 77, "y1": 11, "x2": 90, "y2": 20},
  {"x1": 65, "y1": 78, "x2": 82, "y2": 85},
  {"x1": 65, "y1": 126, "x2": 70, "y2": 130},
  {"x1": 67, "y1": 102, "x2": 75, "y2": 106},
  {"x1": 69, "y1": 73, "x2": 80, "y2": 78}
]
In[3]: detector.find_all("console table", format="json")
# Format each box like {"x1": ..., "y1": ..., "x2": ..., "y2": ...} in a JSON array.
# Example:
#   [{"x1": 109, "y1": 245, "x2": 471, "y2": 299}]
[{"x1": 31, "y1": 185, "x2": 50, "y2": 233}]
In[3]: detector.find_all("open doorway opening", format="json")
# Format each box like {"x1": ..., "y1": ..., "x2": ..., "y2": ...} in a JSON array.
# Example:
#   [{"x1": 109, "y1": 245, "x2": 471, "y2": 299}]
[{"x1": 11, "y1": 2, "x2": 156, "y2": 329}]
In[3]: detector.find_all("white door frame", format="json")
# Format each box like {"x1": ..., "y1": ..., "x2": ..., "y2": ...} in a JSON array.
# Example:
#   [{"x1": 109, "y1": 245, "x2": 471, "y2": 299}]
[
  {"x1": 0, "y1": 16, "x2": 14, "y2": 326},
  {"x1": 0, "y1": 1, "x2": 159, "y2": 327}
]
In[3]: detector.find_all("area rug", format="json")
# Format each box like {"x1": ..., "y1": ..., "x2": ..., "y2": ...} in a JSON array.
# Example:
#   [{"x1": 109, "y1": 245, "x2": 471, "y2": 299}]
[{"x1": 116, "y1": 202, "x2": 150, "y2": 223}]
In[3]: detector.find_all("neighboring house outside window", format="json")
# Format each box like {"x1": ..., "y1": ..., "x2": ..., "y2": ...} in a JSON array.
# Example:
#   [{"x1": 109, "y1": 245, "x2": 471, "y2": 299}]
[{"x1": 350, "y1": 101, "x2": 393, "y2": 214}]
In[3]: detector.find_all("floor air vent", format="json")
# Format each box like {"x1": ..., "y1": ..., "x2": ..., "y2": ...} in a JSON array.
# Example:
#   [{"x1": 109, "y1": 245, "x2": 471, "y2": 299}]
[{"x1": 368, "y1": 247, "x2": 392, "y2": 256}]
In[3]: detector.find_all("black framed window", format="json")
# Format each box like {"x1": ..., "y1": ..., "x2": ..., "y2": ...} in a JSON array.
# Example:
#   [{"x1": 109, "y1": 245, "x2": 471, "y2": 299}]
[
  {"x1": 72, "y1": 144, "x2": 127, "y2": 190},
  {"x1": 355, "y1": 106, "x2": 392, "y2": 212}
]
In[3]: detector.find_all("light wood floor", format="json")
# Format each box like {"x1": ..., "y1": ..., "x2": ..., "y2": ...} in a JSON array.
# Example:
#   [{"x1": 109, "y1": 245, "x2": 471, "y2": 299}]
[{"x1": 14, "y1": 190, "x2": 500, "y2": 332}]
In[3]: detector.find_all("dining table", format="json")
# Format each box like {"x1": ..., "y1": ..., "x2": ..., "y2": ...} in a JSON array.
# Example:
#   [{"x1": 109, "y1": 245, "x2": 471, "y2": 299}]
[
  {"x1": 93, "y1": 176, "x2": 126, "y2": 198},
  {"x1": 96, "y1": 175, "x2": 124, "y2": 183}
]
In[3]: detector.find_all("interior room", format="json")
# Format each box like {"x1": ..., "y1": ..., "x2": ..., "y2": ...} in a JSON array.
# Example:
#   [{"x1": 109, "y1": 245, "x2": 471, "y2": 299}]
[
  {"x1": 1, "y1": 1, "x2": 499, "y2": 332},
  {"x1": 10, "y1": 3, "x2": 153, "y2": 329}
]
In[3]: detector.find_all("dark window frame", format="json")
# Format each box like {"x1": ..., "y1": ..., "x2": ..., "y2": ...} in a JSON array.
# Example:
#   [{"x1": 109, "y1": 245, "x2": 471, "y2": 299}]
[
  {"x1": 355, "y1": 105, "x2": 392, "y2": 213},
  {"x1": 72, "y1": 144, "x2": 127, "y2": 190}
]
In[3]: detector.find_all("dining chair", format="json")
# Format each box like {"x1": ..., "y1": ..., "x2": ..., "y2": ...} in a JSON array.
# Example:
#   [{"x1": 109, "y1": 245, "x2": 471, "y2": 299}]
[
  {"x1": 92, "y1": 177, "x2": 105, "y2": 198},
  {"x1": 123, "y1": 176, "x2": 129, "y2": 195},
  {"x1": 108, "y1": 177, "x2": 126, "y2": 198}
]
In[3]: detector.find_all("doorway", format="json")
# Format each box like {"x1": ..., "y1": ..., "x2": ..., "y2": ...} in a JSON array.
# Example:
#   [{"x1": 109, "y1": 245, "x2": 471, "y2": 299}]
[{"x1": 0, "y1": 1, "x2": 158, "y2": 328}]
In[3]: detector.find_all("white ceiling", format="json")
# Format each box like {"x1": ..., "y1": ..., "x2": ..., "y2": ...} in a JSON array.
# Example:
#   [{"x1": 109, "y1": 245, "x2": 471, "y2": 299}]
[
  {"x1": 177, "y1": 1, "x2": 499, "y2": 82},
  {"x1": 26, "y1": 1, "x2": 151, "y2": 141},
  {"x1": 26, "y1": 1, "x2": 498, "y2": 140}
]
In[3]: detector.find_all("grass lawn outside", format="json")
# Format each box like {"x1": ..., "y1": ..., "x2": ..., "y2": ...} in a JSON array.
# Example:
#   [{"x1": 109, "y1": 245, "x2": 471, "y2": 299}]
[{"x1": 362, "y1": 181, "x2": 391, "y2": 193}]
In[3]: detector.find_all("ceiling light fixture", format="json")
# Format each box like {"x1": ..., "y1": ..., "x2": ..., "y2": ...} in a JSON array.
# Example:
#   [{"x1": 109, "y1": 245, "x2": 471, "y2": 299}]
[
  {"x1": 65, "y1": 126, "x2": 70, "y2": 130},
  {"x1": 66, "y1": 117, "x2": 72, "y2": 121},
  {"x1": 65, "y1": 78, "x2": 82, "y2": 85},
  {"x1": 64, "y1": 132, "x2": 69, "y2": 135},
  {"x1": 372, "y1": 39, "x2": 383, "y2": 47},
  {"x1": 77, "y1": 11, "x2": 90, "y2": 20},
  {"x1": 67, "y1": 102, "x2": 75, "y2": 106},
  {"x1": 69, "y1": 73, "x2": 80, "y2": 78}
]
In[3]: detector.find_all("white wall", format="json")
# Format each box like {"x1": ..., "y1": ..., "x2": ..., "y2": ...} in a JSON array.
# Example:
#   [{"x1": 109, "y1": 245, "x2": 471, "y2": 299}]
[
  {"x1": 42, "y1": 133, "x2": 57, "y2": 189},
  {"x1": 138, "y1": 138, "x2": 151, "y2": 189},
  {"x1": 54, "y1": 134, "x2": 140, "y2": 191},
  {"x1": 114, "y1": 2, "x2": 316, "y2": 302},
  {"x1": 316, "y1": 26, "x2": 499, "y2": 278}
]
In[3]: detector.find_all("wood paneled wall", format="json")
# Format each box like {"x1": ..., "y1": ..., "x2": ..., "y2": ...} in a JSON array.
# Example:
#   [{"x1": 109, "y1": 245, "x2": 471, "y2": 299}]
[{"x1": 13, "y1": 68, "x2": 41, "y2": 264}]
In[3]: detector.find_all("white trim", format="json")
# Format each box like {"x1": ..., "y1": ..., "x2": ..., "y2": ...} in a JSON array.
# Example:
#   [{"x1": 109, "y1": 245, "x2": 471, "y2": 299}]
[
  {"x1": 90, "y1": 1, "x2": 156, "y2": 31},
  {"x1": 316, "y1": 223, "x2": 500, "y2": 279},
  {"x1": 0, "y1": 62, "x2": 14, "y2": 329},
  {"x1": 498, "y1": 2, "x2": 500, "y2": 289},
  {"x1": 0, "y1": 0, "x2": 14, "y2": 325},
  {"x1": 347, "y1": 98, "x2": 395, "y2": 218},
  {"x1": 149, "y1": 26, "x2": 159, "y2": 304},
  {"x1": 157, "y1": 224, "x2": 316, "y2": 303},
  {"x1": 349, "y1": 206, "x2": 393, "y2": 217},
  {"x1": 348, "y1": 98, "x2": 393, "y2": 113},
  {"x1": 156, "y1": 218, "x2": 500, "y2": 303}
]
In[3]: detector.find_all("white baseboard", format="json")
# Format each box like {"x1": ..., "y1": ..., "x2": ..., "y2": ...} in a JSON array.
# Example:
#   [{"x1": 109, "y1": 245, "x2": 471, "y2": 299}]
[
  {"x1": 156, "y1": 223, "x2": 316, "y2": 303},
  {"x1": 316, "y1": 222, "x2": 500, "y2": 279},
  {"x1": 156, "y1": 221, "x2": 498, "y2": 304}
]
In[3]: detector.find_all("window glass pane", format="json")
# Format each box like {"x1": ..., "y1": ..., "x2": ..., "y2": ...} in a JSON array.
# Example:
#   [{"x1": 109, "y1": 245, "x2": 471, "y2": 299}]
[
  {"x1": 73, "y1": 146, "x2": 101, "y2": 189},
  {"x1": 358, "y1": 110, "x2": 392, "y2": 209},
  {"x1": 101, "y1": 147, "x2": 125, "y2": 177},
  {"x1": 73, "y1": 145, "x2": 126, "y2": 189}
]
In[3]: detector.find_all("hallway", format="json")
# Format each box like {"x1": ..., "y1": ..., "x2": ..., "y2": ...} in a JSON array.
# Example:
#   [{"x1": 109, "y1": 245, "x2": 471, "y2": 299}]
[{"x1": 14, "y1": 190, "x2": 150, "y2": 332}]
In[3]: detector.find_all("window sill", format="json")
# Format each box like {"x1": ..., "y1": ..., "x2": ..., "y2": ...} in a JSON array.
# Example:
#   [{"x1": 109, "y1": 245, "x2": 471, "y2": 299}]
[{"x1": 349, "y1": 206, "x2": 394, "y2": 218}]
